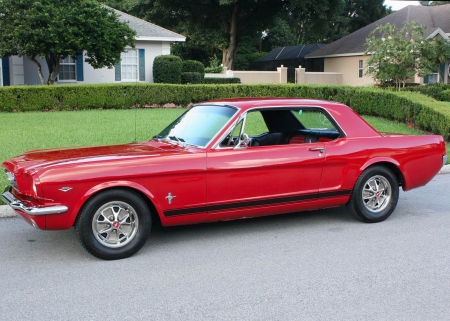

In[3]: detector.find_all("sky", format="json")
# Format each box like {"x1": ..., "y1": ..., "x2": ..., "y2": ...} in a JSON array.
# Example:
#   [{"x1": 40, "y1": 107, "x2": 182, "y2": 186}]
[{"x1": 384, "y1": 0, "x2": 420, "y2": 10}]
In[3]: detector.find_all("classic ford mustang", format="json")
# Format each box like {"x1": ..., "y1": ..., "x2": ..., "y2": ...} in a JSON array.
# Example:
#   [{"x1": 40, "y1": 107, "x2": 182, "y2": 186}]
[{"x1": 2, "y1": 98, "x2": 447, "y2": 260}]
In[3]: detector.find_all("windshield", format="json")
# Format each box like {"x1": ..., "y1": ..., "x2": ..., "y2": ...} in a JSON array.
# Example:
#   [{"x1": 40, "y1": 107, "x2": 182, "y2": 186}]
[{"x1": 156, "y1": 105, "x2": 238, "y2": 147}]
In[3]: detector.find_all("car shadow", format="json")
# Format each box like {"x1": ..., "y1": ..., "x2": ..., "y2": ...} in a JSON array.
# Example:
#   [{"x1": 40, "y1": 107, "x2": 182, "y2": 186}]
[{"x1": 142, "y1": 205, "x2": 356, "y2": 254}]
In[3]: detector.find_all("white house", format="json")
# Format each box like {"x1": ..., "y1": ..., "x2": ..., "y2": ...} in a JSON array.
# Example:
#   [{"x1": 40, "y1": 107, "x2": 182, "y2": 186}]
[{"x1": 0, "y1": 8, "x2": 185, "y2": 86}]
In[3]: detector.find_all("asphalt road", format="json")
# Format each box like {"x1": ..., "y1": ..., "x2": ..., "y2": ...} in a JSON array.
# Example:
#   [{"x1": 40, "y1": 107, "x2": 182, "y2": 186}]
[{"x1": 0, "y1": 173, "x2": 449, "y2": 321}]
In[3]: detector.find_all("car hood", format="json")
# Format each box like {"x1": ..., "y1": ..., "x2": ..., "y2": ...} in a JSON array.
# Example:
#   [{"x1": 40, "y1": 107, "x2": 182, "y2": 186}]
[{"x1": 3, "y1": 141, "x2": 192, "y2": 174}]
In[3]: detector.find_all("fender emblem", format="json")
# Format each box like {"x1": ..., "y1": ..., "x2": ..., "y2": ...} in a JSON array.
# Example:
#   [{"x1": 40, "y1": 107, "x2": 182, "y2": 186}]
[
  {"x1": 59, "y1": 187, "x2": 72, "y2": 192},
  {"x1": 165, "y1": 193, "x2": 176, "y2": 204}
]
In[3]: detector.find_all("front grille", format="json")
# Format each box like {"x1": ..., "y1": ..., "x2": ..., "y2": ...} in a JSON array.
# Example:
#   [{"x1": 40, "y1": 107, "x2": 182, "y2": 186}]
[{"x1": 5, "y1": 170, "x2": 18, "y2": 190}]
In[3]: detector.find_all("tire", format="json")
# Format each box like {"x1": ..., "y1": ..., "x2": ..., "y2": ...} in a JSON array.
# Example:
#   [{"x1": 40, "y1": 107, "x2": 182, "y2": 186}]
[
  {"x1": 75, "y1": 189, "x2": 152, "y2": 260},
  {"x1": 346, "y1": 165, "x2": 399, "y2": 223}
]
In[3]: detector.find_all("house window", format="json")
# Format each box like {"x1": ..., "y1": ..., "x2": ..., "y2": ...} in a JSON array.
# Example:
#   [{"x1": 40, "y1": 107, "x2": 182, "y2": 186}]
[
  {"x1": 121, "y1": 49, "x2": 138, "y2": 80},
  {"x1": 358, "y1": 60, "x2": 364, "y2": 78},
  {"x1": 59, "y1": 56, "x2": 76, "y2": 80}
]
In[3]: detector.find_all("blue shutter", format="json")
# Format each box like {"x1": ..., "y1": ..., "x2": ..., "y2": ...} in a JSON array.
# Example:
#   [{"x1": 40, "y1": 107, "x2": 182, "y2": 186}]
[
  {"x1": 139, "y1": 49, "x2": 145, "y2": 81},
  {"x1": 439, "y1": 63, "x2": 446, "y2": 82},
  {"x1": 115, "y1": 61, "x2": 121, "y2": 81},
  {"x1": 2, "y1": 56, "x2": 10, "y2": 86},
  {"x1": 76, "y1": 51, "x2": 84, "y2": 81}
]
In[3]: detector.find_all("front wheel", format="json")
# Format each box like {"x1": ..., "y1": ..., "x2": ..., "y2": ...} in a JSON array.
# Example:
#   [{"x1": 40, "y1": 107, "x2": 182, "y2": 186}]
[
  {"x1": 346, "y1": 166, "x2": 399, "y2": 223},
  {"x1": 75, "y1": 189, "x2": 152, "y2": 260}
]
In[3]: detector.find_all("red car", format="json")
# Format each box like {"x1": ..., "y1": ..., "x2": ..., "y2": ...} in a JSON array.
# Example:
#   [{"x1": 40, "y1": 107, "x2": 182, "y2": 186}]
[{"x1": 2, "y1": 98, "x2": 447, "y2": 260}]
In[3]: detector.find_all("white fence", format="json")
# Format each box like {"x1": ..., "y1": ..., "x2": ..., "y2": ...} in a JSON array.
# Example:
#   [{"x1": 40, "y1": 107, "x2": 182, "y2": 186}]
[{"x1": 206, "y1": 65, "x2": 342, "y2": 85}]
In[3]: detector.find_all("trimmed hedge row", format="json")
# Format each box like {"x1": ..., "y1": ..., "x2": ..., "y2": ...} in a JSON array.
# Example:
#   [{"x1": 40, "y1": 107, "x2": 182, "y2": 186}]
[{"x1": 1, "y1": 83, "x2": 449, "y2": 140}]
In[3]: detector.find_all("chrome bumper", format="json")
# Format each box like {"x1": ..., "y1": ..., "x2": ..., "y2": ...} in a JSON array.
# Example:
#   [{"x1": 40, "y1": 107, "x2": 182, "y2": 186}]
[{"x1": 1, "y1": 190, "x2": 68, "y2": 216}]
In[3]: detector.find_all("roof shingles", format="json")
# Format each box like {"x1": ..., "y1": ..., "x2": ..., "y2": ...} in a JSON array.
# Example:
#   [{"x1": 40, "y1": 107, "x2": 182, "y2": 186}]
[{"x1": 306, "y1": 4, "x2": 450, "y2": 58}]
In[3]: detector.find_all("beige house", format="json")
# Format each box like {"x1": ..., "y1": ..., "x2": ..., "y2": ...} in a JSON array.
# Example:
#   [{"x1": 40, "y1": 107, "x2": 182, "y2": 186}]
[{"x1": 306, "y1": 4, "x2": 450, "y2": 86}]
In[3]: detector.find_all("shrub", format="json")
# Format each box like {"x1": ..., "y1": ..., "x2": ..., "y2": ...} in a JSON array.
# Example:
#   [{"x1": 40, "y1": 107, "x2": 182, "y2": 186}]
[
  {"x1": 153, "y1": 55, "x2": 182, "y2": 84},
  {"x1": 0, "y1": 84, "x2": 449, "y2": 140},
  {"x1": 204, "y1": 55, "x2": 223, "y2": 73},
  {"x1": 181, "y1": 60, "x2": 205, "y2": 84},
  {"x1": 404, "y1": 82, "x2": 450, "y2": 101},
  {"x1": 442, "y1": 89, "x2": 450, "y2": 102},
  {"x1": 203, "y1": 78, "x2": 241, "y2": 84},
  {"x1": 182, "y1": 60, "x2": 205, "y2": 74},
  {"x1": 182, "y1": 72, "x2": 203, "y2": 84}
]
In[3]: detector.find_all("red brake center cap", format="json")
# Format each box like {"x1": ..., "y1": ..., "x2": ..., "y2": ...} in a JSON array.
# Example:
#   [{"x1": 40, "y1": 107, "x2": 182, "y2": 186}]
[{"x1": 112, "y1": 221, "x2": 120, "y2": 229}]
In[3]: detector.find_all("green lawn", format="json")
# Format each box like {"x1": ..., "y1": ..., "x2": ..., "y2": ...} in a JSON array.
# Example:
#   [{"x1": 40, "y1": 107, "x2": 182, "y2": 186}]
[{"x1": 1, "y1": 109, "x2": 448, "y2": 199}]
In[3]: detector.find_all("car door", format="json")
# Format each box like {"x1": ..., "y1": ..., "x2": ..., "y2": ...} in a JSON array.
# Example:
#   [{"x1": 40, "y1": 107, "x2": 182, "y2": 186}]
[{"x1": 206, "y1": 109, "x2": 326, "y2": 218}]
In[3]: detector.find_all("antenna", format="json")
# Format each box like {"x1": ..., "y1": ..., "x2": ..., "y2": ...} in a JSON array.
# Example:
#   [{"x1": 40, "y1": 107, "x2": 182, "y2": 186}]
[
  {"x1": 133, "y1": 106, "x2": 137, "y2": 143},
  {"x1": 132, "y1": 60, "x2": 138, "y2": 143}
]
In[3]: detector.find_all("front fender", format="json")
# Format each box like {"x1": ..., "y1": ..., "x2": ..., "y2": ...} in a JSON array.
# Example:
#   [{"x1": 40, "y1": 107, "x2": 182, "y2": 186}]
[{"x1": 46, "y1": 180, "x2": 165, "y2": 229}]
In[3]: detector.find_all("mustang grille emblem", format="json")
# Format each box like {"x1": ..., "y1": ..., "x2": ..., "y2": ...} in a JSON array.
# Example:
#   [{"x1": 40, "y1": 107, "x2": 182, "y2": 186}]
[{"x1": 165, "y1": 193, "x2": 176, "y2": 204}]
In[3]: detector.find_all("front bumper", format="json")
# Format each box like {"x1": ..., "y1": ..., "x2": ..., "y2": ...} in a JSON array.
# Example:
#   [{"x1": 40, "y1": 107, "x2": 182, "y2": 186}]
[{"x1": 2, "y1": 188, "x2": 68, "y2": 216}]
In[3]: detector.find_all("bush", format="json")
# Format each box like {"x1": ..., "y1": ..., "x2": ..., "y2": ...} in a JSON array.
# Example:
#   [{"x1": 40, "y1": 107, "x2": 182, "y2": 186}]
[
  {"x1": 182, "y1": 72, "x2": 203, "y2": 84},
  {"x1": 181, "y1": 60, "x2": 205, "y2": 84},
  {"x1": 153, "y1": 55, "x2": 183, "y2": 84},
  {"x1": 0, "y1": 84, "x2": 449, "y2": 140},
  {"x1": 204, "y1": 55, "x2": 223, "y2": 73},
  {"x1": 442, "y1": 89, "x2": 450, "y2": 102},
  {"x1": 203, "y1": 77, "x2": 241, "y2": 84},
  {"x1": 404, "y1": 82, "x2": 450, "y2": 101},
  {"x1": 182, "y1": 60, "x2": 205, "y2": 74}
]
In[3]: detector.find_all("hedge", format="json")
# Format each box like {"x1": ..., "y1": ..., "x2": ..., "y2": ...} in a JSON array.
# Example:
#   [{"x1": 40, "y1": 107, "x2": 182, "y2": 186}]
[
  {"x1": 203, "y1": 77, "x2": 241, "y2": 84},
  {"x1": 1, "y1": 83, "x2": 449, "y2": 140},
  {"x1": 152, "y1": 55, "x2": 183, "y2": 84}
]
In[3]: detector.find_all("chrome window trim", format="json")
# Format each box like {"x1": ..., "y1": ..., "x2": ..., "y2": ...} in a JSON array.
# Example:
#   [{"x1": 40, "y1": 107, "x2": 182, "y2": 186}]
[{"x1": 212, "y1": 104, "x2": 346, "y2": 150}]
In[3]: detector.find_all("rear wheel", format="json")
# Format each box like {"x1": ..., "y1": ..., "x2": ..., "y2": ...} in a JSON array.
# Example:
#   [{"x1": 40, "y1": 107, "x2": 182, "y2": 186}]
[
  {"x1": 75, "y1": 189, "x2": 152, "y2": 260},
  {"x1": 346, "y1": 166, "x2": 399, "y2": 223}
]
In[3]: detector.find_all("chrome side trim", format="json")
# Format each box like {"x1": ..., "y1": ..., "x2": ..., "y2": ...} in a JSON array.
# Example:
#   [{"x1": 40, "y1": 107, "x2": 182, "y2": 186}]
[
  {"x1": 444, "y1": 155, "x2": 448, "y2": 167},
  {"x1": 1, "y1": 191, "x2": 68, "y2": 216}
]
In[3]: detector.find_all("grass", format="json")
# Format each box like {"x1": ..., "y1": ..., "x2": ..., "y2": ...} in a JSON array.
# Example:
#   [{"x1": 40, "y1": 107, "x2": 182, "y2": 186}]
[{"x1": 1, "y1": 109, "x2": 448, "y2": 199}]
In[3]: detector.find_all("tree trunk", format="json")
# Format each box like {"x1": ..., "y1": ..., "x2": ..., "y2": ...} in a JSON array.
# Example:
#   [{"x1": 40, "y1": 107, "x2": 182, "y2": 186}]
[
  {"x1": 223, "y1": 3, "x2": 240, "y2": 70},
  {"x1": 45, "y1": 54, "x2": 60, "y2": 85},
  {"x1": 28, "y1": 56, "x2": 46, "y2": 85}
]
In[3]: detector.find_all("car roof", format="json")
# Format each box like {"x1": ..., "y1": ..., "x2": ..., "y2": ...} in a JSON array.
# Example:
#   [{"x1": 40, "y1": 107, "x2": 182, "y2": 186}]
[
  {"x1": 199, "y1": 97, "x2": 348, "y2": 112},
  {"x1": 196, "y1": 97, "x2": 381, "y2": 139}
]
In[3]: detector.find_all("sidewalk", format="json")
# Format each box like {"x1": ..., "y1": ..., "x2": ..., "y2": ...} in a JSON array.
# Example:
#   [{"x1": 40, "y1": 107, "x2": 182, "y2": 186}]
[{"x1": 1, "y1": 164, "x2": 449, "y2": 218}]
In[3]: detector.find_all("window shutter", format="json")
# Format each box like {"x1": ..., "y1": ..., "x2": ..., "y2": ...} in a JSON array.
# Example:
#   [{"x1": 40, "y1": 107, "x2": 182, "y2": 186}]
[
  {"x1": 139, "y1": 49, "x2": 145, "y2": 81},
  {"x1": 439, "y1": 63, "x2": 446, "y2": 82},
  {"x1": 115, "y1": 61, "x2": 121, "y2": 81},
  {"x1": 76, "y1": 51, "x2": 84, "y2": 81},
  {"x1": 2, "y1": 56, "x2": 10, "y2": 86}
]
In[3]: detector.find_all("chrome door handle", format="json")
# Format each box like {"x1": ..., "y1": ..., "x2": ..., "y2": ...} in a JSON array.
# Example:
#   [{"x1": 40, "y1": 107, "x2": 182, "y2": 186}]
[{"x1": 309, "y1": 147, "x2": 324, "y2": 153}]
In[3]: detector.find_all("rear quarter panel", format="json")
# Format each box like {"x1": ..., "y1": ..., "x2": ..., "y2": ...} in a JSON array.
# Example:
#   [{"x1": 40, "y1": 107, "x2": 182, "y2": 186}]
[{"x1": 320, "y1": 135, "x2": 445, "y2": 194}]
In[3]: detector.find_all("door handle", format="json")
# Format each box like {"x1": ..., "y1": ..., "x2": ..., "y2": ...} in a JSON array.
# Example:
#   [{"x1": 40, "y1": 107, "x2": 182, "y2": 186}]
[{"x1": 309, "y1": 147, "x2": 324, "y2": 153}]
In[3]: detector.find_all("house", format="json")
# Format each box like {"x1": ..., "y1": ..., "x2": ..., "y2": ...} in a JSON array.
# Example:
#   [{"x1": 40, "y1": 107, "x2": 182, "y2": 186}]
[
  {"x1": 0, "y1": 8, "x2": 185, "y2": 86},
  {"x1": 305, "y1": 4, "x2": 450, "y2": 86}
]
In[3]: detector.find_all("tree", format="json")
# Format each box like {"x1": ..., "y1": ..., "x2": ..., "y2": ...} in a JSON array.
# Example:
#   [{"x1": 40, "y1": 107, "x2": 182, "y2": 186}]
[
  {"x1": 365, "y1": 22, "x2": 450, "y2": 89},
  {"x1": 126, "y1": 0, "x2": 283, "y2": 70},
  {"x1": 420, "y1": 1, "x2": 450, "y2": 5},
  {"x1": 0, "y1": 0, "x2": 136, "y2": 85}
]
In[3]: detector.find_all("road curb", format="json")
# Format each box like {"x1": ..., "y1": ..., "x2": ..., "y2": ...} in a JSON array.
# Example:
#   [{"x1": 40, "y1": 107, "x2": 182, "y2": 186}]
[{"x1": 1, "y1": 164, "x2": 449, "y2": 218}]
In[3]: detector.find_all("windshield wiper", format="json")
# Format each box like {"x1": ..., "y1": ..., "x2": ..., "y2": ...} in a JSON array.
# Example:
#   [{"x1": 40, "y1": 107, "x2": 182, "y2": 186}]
[
  {"x1": 169, "y1": 136, "x2": 186, "y2": 143},
  {"x1": 152, "y1": 135, "x2": 164, "y2": 140}
]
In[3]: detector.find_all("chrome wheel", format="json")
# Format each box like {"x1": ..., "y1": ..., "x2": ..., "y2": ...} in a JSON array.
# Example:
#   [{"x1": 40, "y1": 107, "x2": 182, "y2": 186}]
[
  {"x1": 361, "y1": 175, "x2": 392, "y2": 213},
  {"x1": 92, "y1": 201, "x2": 139, "y2": 248}
]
